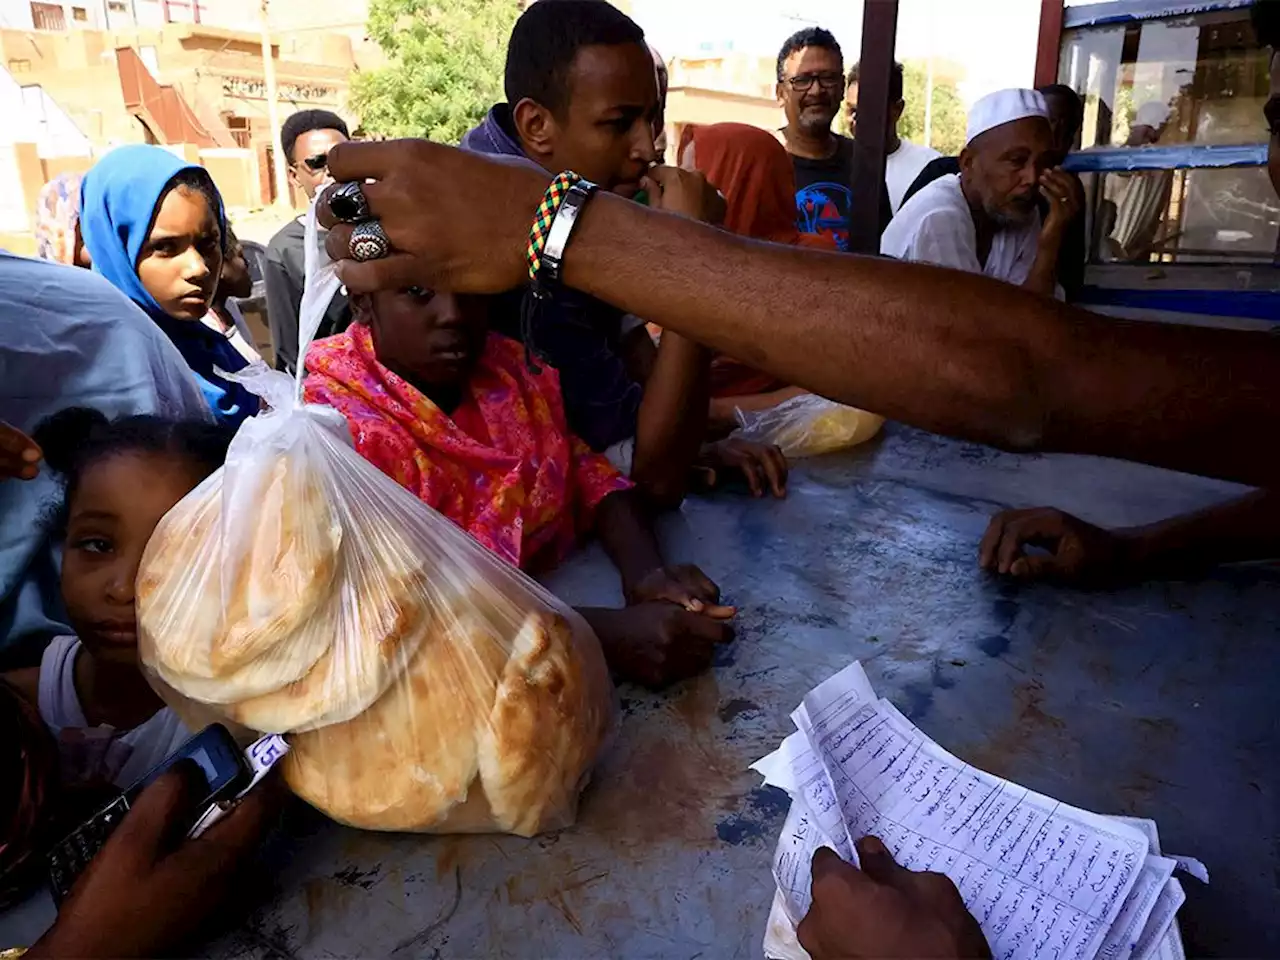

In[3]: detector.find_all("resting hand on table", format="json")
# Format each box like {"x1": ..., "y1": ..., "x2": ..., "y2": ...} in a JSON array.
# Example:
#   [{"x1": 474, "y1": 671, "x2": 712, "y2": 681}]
[
  {"x1": 625, "y1": 564, "x2": 736, "y2": 617},
  {"x1": 980, "y1": 507, "x2": 1130, "y2": 585},
  {"x1": 30, "y1": 764, "x2": 283, "y2": 960},
  {"x1": 586, "y1": 602, "x2": 734, "y2": 691},
  {"x1": 695, "y1": 438, "x2": 788, "y2": 499},
  {"x1": 0, "y1": 421, "x2": 41, "y2": 481},
  {"x1": 799, "y1": 839, "x2": 990, "y2": 960}
]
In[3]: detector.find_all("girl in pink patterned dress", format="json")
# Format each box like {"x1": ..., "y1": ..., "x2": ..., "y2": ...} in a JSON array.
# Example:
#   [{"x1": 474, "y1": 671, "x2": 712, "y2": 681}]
[{"x1": 304, "y1": 288, "x2": 737, "y2": 690}]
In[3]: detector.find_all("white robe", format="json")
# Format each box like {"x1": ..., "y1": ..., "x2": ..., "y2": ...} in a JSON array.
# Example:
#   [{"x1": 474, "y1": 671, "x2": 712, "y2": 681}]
[{"x1": 880, "y1": 174, "x2": 1043, "y2": 287}]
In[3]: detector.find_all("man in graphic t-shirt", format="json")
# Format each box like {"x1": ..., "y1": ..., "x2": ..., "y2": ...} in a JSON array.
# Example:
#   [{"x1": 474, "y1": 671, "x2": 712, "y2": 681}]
[{"x1": 776, "y1": 27, "x2": 891, "y2": 251}]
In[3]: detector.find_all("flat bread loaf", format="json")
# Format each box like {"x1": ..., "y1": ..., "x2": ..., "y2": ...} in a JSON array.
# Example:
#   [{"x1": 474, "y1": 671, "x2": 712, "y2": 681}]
[
  {"x1": 138, "y1": 408, "x2": 616, "y2": 837},
  {"x1": 283, "y1": 609, "x2": 510, "y2": 830},
  {"x1": 215, "y1": 455, "x2": 342, "y2": 673},
  {"x1": 477, "y1": 613, "x2": 612, "y2": 836},
  {"x1": 283, "y1": 610, "x2": 611, "y2": 835}
]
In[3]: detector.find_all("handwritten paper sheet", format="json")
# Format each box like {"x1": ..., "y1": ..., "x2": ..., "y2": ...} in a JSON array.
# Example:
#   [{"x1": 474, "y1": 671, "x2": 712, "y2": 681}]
[{"x1": 756, "y1": 661, "x2": 1198, "y2": 960}]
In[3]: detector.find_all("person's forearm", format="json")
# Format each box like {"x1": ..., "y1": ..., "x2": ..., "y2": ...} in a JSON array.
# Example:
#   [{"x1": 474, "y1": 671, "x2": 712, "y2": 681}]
[
  {"x1": 1120, "y1": 489, "x2": 1280, "y2": 576},
  {"x1": 630, "y1": 332, "x2": 712, "y2": 508},
  {"x1": 560, "y1": 194, "x2": 1280, "y2": 488},
  {"x1": 1023, "y1": 227, "x2": 1064, "y2": 297},
  {"x1": 710, "y1": 387, "x2": 807, "y2": 431},
  {"x1": 592, "y1": 489, "x2": 665, "y2": 597}
]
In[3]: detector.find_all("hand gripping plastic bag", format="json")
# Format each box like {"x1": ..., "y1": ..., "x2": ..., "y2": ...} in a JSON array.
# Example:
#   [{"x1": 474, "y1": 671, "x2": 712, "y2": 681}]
[
  {"x1": 732, "y1": 394, "x2": 884, "y2": 459},
  {"x1": 136, "y1": 204, "x2": 615, "y2": 836}
]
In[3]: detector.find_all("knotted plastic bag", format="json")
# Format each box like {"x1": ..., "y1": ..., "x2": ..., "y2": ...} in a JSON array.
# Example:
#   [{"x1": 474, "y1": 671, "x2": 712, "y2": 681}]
[
  {"x1": 137, "y1": 204, "x2": 615, "y2": 836},
  {"x1": 732, "y1": 394, "x2": 884, "y2": 459}
]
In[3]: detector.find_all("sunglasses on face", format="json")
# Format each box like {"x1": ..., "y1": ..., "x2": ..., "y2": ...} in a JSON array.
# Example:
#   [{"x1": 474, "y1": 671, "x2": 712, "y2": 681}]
[
  {"x1": 786, "y1": 72, "x2": 845, "y2": 93},
  {"x1": 300, "y1": 153, "x2": 329, "y2": 173}
]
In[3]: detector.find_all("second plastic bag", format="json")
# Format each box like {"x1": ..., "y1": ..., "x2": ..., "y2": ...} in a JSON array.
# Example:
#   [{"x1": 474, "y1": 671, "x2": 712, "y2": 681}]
[
  {"x1": 136, "y1": 205, "x2": 615, "y2": 836},
  {"x1": 732, "y1": 394, "x2": 884, "y2": 459}
]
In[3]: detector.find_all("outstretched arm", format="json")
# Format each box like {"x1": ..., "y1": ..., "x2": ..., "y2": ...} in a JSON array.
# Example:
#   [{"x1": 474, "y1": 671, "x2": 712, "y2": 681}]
[{"x1": 321, "y1": 141, "x2": 1280, "y2": 488}]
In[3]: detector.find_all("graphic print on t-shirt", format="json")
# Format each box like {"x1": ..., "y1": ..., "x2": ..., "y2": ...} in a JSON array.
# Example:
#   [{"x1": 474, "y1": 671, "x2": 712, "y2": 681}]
[{"x1": 795, "y1": 182, "x2": 853, "y2": 251}]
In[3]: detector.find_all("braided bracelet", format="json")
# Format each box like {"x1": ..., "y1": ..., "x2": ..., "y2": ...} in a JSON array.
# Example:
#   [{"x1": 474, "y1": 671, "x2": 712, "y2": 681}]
[{"x1": 525, "y1": 171, "x2": 597, "y2": 284}]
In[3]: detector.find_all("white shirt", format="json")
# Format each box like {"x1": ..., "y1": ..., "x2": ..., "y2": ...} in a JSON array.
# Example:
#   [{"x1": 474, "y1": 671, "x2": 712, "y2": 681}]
[
  {"x1": 880, "y1": 174, "x2": 1042, "y2": 288},
  {"x1": 202, "y1": 301, "x2": 262, "y2": 364},
  {"x1": 885, "y1": 139, "x2": 942, "y2": 212},
  {"x1": 38, "y1": 634, "x2": 191, "y2": 788}
]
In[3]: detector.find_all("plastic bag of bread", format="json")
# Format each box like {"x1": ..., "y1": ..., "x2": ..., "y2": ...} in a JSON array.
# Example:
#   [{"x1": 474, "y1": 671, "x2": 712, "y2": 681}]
[
  {"x1": 136, "y1": 207, "x2": 615, "y2": 837},
  {"x1": 732, "y1": 394, "x2": 884, "y2": 459}
]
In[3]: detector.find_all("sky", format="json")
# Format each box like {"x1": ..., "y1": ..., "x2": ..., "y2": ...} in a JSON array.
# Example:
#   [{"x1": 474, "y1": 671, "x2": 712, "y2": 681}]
[{"x1": 631, "y1": 0, "x2": 1046, "y2": 106}]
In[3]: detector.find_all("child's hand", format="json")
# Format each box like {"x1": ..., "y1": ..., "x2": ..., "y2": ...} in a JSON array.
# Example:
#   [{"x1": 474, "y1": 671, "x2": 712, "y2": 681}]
[
  {"x1": 0, "y1": 421, "x2": 41, "y2": 481},
  {"x1": 697, "y1": 438, "x2": 788, "y2": 498},
  {"x1": 592, "y1": 603, "x2": 734, "y2": 690},
  {"x1": 30, "y1": 764, "x2": 284, "y2": 960},
  {"x1": 626, "y1": 564, "x2": 736, "y2": 618}
]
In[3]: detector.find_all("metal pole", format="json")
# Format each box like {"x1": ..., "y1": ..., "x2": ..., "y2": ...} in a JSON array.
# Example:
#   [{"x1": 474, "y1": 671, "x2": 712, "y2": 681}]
[
  {"x1": 847, "y1": 0, "x2": 899, "y2": 255},
  {"x1": 260, "y1": 0, "x2": 289, "y2": 208}
]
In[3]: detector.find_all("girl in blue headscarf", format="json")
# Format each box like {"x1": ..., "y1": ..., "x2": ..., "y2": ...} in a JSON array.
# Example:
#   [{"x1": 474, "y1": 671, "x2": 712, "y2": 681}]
[{"x1": 80, "y1": 145, "x2": 258, "y2": 427}]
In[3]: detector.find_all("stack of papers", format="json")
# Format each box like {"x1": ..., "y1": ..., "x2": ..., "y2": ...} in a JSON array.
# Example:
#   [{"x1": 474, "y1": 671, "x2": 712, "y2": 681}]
[{"x1": 752, "y1": 663, "x2": 1205, "y2": 960}]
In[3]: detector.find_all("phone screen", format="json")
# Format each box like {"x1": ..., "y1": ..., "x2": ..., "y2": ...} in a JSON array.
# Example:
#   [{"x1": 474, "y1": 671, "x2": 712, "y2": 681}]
[
  {"x1": 133, "y1": 725, "x2": 248, "y2": 803},
  {"x1": 188, "y1": 747, "x2": 217, "y2": 787}
]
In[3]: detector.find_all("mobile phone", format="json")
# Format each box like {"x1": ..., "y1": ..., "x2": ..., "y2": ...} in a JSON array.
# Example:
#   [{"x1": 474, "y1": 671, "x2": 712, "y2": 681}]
[{"x1": 46, "y1": 724, "x2": 251, "y2": 904}]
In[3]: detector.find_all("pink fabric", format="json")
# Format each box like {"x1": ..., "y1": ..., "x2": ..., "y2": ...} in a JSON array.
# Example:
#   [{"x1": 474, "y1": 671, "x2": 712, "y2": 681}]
[{"x1": 304, "y1": 325, "x2": 631, "y2": 571}]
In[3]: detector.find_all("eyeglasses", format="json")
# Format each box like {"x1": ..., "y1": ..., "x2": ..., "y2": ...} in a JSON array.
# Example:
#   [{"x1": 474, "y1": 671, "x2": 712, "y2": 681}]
[
  {"x1": 300, "y1": 152, "x2": 329, "y2": 173},
  {"x1": 785, "y1": 72, "x2": 845, "y2": 93}
]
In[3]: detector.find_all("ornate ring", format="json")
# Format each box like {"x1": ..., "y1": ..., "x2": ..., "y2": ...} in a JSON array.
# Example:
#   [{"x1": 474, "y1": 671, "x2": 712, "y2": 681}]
[
  {"x1": 349, "y1": 221, "x2": 390, "y2": 262},
  {"x1": 329, "y1": 181, "x2": 372, "y2": 224}
]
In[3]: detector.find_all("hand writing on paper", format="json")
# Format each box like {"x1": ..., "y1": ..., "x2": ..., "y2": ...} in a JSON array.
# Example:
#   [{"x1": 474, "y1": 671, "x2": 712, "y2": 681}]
[{"x1": 797, "y1": 839, "x2": 991, "y2": 960}]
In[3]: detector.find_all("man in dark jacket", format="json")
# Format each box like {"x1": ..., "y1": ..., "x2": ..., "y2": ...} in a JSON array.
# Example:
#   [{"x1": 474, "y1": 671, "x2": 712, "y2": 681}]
[
  {"x1": 461, "y1": 0, "x2": 784, "y2": 506},
  {"x1": 264, "y1": 109, "x2": 352, "y2": 374}
]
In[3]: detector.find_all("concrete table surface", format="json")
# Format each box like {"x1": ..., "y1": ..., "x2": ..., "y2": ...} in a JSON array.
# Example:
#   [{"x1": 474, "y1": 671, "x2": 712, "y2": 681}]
[{"x1": 216, "y1": 426, "x2": 1278, "y2": 959}]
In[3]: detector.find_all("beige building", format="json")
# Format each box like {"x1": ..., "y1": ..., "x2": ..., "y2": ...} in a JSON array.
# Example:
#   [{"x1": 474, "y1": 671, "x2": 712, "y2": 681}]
[
  {"x1": 661, "y1": 52, "x2": 781, "y2": 162},
  {"x1": 0, "y1": 0, "x2": 361, "y2": 249}
]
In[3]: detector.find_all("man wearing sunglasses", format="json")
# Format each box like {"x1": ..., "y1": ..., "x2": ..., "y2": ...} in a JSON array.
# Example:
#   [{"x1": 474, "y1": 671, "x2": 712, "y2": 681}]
[
  {"x1": 264, "y1": 109, "x2": 352, "y2": 374},
  {"x1": 776, "y1": 27, "x2": 891, "y2": 251}
]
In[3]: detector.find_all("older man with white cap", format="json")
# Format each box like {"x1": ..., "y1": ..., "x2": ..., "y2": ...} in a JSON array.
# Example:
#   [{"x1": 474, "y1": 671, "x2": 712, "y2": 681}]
[{"x1": 880, "y1": 88, "x2": 1080, "y2": 297}]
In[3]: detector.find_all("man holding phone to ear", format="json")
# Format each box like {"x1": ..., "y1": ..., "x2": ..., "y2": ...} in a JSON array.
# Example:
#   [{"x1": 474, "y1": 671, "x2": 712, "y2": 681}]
[
  {"x1": 881, "y1": 88, "x2": 1080, "y2": 298},
  {"x1": 264, "y1": 109, "x2": 354, "y2": 376}
]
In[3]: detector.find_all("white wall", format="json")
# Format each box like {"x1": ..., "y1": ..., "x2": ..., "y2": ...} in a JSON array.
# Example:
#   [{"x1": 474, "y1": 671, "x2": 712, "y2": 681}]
[
  {"x1": 0, "y1": 0, "x2": 36, "y2": 29},
  {"x1": 0, "y1": 64, "x2": 92, "y2": 156}
]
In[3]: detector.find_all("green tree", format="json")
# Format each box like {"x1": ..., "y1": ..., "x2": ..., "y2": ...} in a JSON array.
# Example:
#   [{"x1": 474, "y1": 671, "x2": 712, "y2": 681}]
[
  {"x1": 898, "y1": 60, "x2": 967, "y2": 156},
  {"x1": 350, "y1": 0, "x2": 520, "y2": 144}
]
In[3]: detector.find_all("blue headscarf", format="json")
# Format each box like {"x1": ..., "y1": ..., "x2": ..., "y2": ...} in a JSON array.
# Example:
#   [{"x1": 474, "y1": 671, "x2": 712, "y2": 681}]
[{"x1": 80, "y1": 145, "x2": 257, "y2": 428}]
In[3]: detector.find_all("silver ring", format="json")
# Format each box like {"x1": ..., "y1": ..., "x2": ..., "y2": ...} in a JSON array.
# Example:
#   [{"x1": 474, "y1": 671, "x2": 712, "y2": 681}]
[
  {"x1": 349, "y1": 221, "x2": 389, "y2": 262},
  {"x1": 329, "y1": 181, "x2": 371, "y2": 224}
]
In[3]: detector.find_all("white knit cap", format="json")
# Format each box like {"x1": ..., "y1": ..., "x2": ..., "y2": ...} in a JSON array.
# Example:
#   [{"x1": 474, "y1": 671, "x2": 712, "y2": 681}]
[{"x1": 965, "y1": 88, "x2": 1051, "y2": 145}]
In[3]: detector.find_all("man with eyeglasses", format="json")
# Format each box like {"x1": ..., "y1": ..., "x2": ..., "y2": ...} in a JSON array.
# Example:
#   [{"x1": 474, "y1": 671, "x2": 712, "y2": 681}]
[
  {"x1": 776, "y1": 27, "x2": 891, "y2": 251},
  {"x1": 264, "y1": 109, "x2": 353, "y2": 374}
]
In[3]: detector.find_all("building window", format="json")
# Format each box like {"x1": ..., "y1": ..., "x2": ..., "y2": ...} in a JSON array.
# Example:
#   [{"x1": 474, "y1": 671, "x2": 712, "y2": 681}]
[
  {"x1": 72, "y1": 6, "x2": 88, "y2": 20},
  {"x1": 226, "y1": 115, "x2": 252, "y2": 149},
  {"x1": 7, "y1": 59, "x2": 32, "y2": 73},
  {"x1": 29, "y1": 2, "x2": 66, "y2": 30}
]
